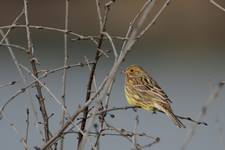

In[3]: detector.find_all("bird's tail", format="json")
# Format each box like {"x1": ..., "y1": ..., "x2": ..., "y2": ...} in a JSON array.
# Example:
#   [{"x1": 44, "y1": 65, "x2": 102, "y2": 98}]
[
  {"x1": 154, "y1": 102, "x2": 186, "y2": 128},
  {"x1": 164, "y1": 109, "x2": 186, "y2": 128}
]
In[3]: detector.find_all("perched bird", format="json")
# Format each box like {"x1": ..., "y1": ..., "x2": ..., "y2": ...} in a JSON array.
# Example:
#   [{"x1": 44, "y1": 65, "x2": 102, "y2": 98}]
[{"x1": 124, "y1": 65, "x2": 185, "y2": 128}]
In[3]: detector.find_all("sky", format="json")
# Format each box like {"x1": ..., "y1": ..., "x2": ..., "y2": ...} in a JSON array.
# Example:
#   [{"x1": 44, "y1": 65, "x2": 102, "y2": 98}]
[{"x1": 0, "y1": 0, "x2": 225, "y2": 150}]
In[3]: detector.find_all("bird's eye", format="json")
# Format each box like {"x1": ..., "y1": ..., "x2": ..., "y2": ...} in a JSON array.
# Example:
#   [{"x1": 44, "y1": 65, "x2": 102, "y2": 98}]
[{"x1": 130, "y1": 69, "x2": 134, "y2": 72}]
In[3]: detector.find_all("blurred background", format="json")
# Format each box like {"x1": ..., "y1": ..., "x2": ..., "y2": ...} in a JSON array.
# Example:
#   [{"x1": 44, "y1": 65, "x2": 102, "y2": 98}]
[{"x1": 0, "y1": 0, "x2": 225, "y2": 150}]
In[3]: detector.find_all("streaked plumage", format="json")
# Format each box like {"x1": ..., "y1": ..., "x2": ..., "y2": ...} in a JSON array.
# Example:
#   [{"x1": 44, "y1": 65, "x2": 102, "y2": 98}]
[{"x1": 124, "y1": 65, "x2": 185, "y2": 128}]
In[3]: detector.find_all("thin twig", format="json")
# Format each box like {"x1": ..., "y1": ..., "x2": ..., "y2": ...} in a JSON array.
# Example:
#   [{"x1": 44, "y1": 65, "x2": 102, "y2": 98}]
[
  {"x1": 60, "y1": 0, "x2": 69, "y2": 149},
  {"x1": 121, "y1": 0, "x2": 155, "y2": 50},
  {"x1": 23, "y1": 0, "x2": 50, "y2": 142},
  {"x1": 0, "y1": 7, "x2": 24, "y2": 43},
  {"x1": 0, "y1": 88, "x2": 26, "y2": 120},
  {"x1": 19, "y1": 67, "x2": 99, "y2": 150},
  {"x1": 101, "y1": 32, "x2": 118, "y2": 60},
  {"x1": 40, "y1": 102, "x2": 95, "y2": 150},
  {"x1": 93, "y1": 77, "x2": 115, "y2": 147},
  {"x1": 2, "y1": 112, "x2": 29, "y2": 149},
  {"x1": 19, "y1": 64, "x2": 67, "y2": 112},
  {"x1": 138, "y1": 0, "x2": 171, "y2": 38},
  {"x1": 176, "y1": 115, "x2": 207, "y2": 126},
  {"x1": 105, "y1": 121, "x2": 159, "y2": 148},
  {"x1": 132, "y1": 112, "x2": 140, "y2": 150},
  {"x1": 0, "y1": 24, "x2": 131, "y2": 44},
  {"x1": 0, "y1": 80, "x2": 17, "y2": 88},
  {"x1": 181, "y1": 81, "x2": 224, "y2": 150},
  {"x1": 77, "y1": 0, "x2": 113, "y2": 148},
  {"x1": 25, "y1": 109, "x2": 30, "y2": 150},
  {"x1": 210, "y1": 0, "x2": 225, "y2": 12},
  {"x1": 0, "y1": 43, "x2": 26, "y2": 51},
  {"x1": 0, "y1": 62, "x2": 94, "y2": 116},
  {"x1": 40, "y1": 62, "x2": 95, "y2": 80},
  {"x1": 97, "y1": 48, "x2": 110, "y2": 58},
  {"x1": 72, "y1": 35, "x2": 130, "y2": 41},
  {"x1": 84, "y1": 56, "x2": 101, "y2": 150},
  {"x1": 0, "y1": 28, "x2": 44, "y2": 139},
  {"x1": 77, "y1": 104, "x2": 206, "y2": 127},
  {"x1": 0, "y1": 24, "x2": 98, "y2": 45},
  {"x1": 96, "y1": 0, "x2": 103, "y2": 30},
  {"x1": 21, "y1": 63, "x2": 95, "y2": 149}
]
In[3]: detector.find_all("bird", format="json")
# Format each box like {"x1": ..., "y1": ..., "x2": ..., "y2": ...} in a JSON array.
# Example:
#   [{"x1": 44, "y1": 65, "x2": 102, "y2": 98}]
[{"x1": 124, "y1": 65, "x2": 185, "y2": 128}]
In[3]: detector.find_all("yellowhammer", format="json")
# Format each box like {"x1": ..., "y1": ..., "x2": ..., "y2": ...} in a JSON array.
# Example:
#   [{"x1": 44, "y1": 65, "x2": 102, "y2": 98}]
[{"x1": 124, "y1": 65, "x2": 185, "y2": 128}]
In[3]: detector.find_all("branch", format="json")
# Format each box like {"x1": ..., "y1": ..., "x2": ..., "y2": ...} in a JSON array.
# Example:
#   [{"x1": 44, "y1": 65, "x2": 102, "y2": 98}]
[
  {"x1": 0, "y1": 43, "x2": 26, "y2": 51},
  {"x1": 181, "y1": 81, "x2": 224, "y2": 150},
  {"x1": 0, "y1": 24, "x2": 98, "y2": 45},
  {"x1": 105, "y1": 121, "x2": 159, "y2": 149},
  {"x1": 101, "y1": 32, "x2": 118, "y2": 60},
  {"x1": 132, "y1": 113, "x2": 140, "y2": 150},
  {"x1": 2, "y1": 112, "x2": 29, "y2": 149},
  {"x1": 0, "y1": 62, "x2": 93, "y2": 116},
  {"x1": 25, "y1": 109, "x2": 30, "y2": 150},
  {"x1": 0, "y1": 7, "x2": 24, "y2": 43},
  {"x1": 0, "y1": 80, "x2": 17, "y2": 89},
  {"x1": 1, "y1": 21, "x2": 43, "y2": 139},
  {"x1": 23, "y1": 0, "x2": 50, "y2": 141},
  {"x1": 79, "y1": 0, "x2": 164, "y2": 149},
  {"x1": 210, "y1": 0, "x2": 225, "y2": 12},
  {"x1": 77, "y1": 0, "x2": 114, "y2": 148},
  {"x1": 138, "y1": 0, "x2": 170, "y2": 38},
  {"x1": 60, "y1": 0, "x2": 69, "y2": 149}
]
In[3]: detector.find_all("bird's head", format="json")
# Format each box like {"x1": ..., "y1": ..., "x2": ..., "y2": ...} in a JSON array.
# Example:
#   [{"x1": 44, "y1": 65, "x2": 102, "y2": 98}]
[{"x1": 124, "y1": 65, "x2": 146, "y2": 77}]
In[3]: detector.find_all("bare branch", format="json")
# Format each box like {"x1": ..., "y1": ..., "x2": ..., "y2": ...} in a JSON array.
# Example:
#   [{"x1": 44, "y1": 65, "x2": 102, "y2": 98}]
[
  {"x1": 77, "y1": 0, "x2": 114, "y2": 148},
  {"x1": 0, "y1": 43, "x2": 26, "y2": 51},
  {"x1": 23, "y1": 0, "x2": 50, "y2": 142},
  {"x1": 132, "y1": 113, "x2": 140, "y2": 150},
  {"x1": 60, "y1": 0, "x2": 69, "y2": 149},
  {"x1": 210, "y1": 0, "x2": 225, "y2": 12},
  {"x1": 96, "y1": 0, "x2": 103, "y2": 30},
  {"x1": 0, "y1": 24, "x2": 98, "y2": 45},
  {"x1": 19, "y1": 64, "x2": 66, "y2": 111},
  {"x1": 138, "y1": 0, "x2": 170, "y2": 38},
  {"x1": 17, "y1": 64, "x2": 98, "y2": 150},
  {"x1": 0, "y1": 27, "x2": 44, "y2": 140},
  {"x1": 0, "y1": 62, "x2": 93, "y2": 117},
  {"x1": 2, "y1": 112, "x2": 29, "y2": 149},
  {"x1": 121, "y1": 0, "x2": 155, "y2": 50},
  {"x1": 0, "y1": 7, "x2": 24, "y2": 43},
  {"x1": 25, "y1": 109, "x2": 30, "y2": 150},
  {"x1": 181, "y1": 81, "x2": 224, "y2": 150},
  {"x1": 0, "y1": 80, "x2": 17, "y2": 89},
  {"x1": 101, "y1": 32, "x2": 118, "y2": 60}
]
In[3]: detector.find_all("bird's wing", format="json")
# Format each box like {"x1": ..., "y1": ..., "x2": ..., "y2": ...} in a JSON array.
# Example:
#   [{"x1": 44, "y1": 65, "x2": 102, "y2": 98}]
[{"x1": 132, "y1": 75, "x2": 172, "y2": 103}]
